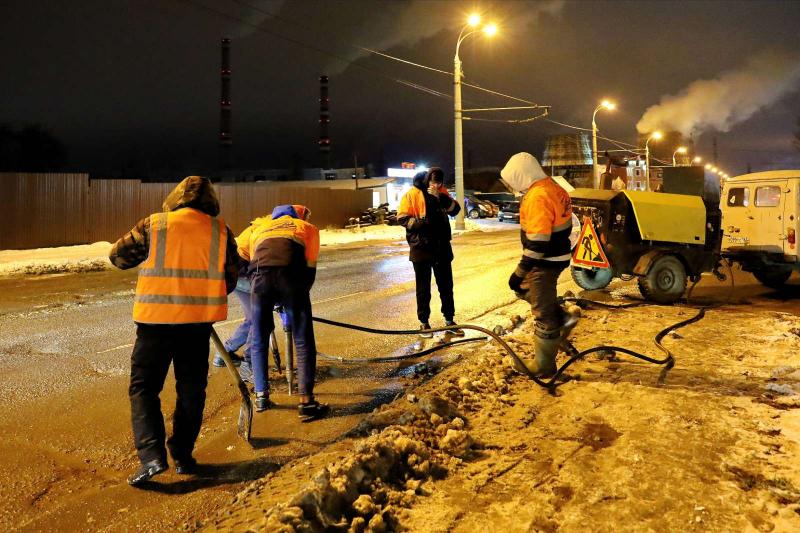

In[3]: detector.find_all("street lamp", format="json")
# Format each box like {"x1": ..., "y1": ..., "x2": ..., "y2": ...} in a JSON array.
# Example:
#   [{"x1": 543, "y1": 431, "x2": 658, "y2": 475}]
[
  {"x1": 693, "y1": 156, "x2": 702, "y2": 164},
  {"x1": 591, "y1": 99, "x2": 616, "y2": 188},
  {"x1": 645, "y1": 131, "x2": 662, "y2": 190},
  {"x1": 453, "y1": 13, "x2": 496, "y2": 230},
  {"x1": 672, "y1": 146, "x2": 687, "y2": 166}
]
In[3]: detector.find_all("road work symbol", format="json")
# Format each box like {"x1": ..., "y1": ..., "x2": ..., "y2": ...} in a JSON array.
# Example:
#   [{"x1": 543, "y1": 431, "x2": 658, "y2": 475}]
[{"x1": 572, "y1": 219, "x2": 610, "y2": 269}]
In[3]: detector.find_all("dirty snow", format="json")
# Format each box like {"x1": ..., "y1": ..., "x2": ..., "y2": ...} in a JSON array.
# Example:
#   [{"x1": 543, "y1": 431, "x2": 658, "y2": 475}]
[{"x1": 202, "y1": 290, "x2": 800, "y2": 532}]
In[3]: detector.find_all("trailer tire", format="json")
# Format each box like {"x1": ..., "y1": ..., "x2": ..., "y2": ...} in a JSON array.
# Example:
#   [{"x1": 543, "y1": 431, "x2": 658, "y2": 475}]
[
  {"x1": 571, "y1": 265, "x2": 614, "y2": 291},
  {"x1": 637, "y1": 255, "x2": 687, "y2": 304},
  {"x1": 753, "y1": 266, "x2": 793, "y2": 289}
]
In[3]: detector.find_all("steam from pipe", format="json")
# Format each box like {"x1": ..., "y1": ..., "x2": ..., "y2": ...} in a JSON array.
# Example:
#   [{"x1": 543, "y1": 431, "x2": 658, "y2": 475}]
[{"x1": 637, "y1": 50, "x2": 800, "y2": 135}]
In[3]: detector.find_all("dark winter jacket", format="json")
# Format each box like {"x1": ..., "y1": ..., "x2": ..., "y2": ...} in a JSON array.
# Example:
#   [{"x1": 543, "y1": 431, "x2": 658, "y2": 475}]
[{"x1": 397, "y1": 170, "x2": 461, "y2": 263}]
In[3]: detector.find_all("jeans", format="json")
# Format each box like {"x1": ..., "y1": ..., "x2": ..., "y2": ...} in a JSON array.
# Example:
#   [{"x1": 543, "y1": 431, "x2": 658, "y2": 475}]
[
  {"x1": 129, "y1": 323, "x2": 211, "y2": 464},
  {"x1": 412, "y1": 259, "x2": 455, "y2": 324},
  {"x1": 223, "y1": 281, "x2": 252, "y2": 359},
  {"x1": 250, "y1": 268, "x2": 316, "y2": 396}
]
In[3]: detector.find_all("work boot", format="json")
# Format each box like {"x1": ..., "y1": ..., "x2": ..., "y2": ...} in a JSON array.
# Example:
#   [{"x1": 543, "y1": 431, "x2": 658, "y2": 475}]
[
  {"x1": 213, "y1": 351, "x2": 244, "y2": 368},
  {"x1": 127, "y1": 458, "x2": 167, "y2": 486},
  {"x1": 512, "y1": 326, "x2": 561, "y2": 377},
  {"x1": 174, "y1": 456, "x2": 197, "y2": 475},
  {"x1": 444, "y1": 320, "x2": 465, "y2": 337},
  {"x1": 419, "y1": 323, "x2": 433, "y2": 338},
  {"x1": 255, "y1": 392, "x2": 274, "y2": 413}
]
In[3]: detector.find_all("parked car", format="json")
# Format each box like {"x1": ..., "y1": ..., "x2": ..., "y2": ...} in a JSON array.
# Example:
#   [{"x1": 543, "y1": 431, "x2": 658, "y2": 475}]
[
  {"x1": 498, "y1": 201, "x2": 520, "y2": 223},
  {"x1": 465, "y1": 196, "x2": 499, "y2": 219}
]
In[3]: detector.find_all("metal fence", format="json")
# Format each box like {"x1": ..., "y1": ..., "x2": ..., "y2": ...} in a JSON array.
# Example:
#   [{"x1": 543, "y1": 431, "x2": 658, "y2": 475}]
[{"x1": 1, "y1": 173, "x2": 372, "y2": 250}]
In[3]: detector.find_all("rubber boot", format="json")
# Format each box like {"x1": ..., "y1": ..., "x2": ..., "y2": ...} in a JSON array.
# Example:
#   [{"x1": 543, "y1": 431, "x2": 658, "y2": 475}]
[{"x1": 512, "y1": 326, "x2": 561, "y2": 377}]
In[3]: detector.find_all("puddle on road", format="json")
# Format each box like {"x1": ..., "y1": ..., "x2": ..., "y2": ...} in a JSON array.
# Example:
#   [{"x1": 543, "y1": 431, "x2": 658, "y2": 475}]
[{"x1": 579, "y1": 422, "x2": 622, "y2": 451}]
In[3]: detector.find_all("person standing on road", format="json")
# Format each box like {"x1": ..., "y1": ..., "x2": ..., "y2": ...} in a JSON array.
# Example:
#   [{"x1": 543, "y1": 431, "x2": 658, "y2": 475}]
[
  {"x1": 501, "y1": 153, "x2": 575, "y2": 377},
  {"x1": 238, "y1": 204, "x2": 327, "y2": 421},
  {"x1": 109, "y1": 176, "x2": 240, "y2": 486},
  {"x1": 397, "y1": 167, "x2": 463, "y2": 337}
]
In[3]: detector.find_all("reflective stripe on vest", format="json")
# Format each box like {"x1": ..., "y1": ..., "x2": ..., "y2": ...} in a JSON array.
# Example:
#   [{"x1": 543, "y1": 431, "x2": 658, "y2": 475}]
[{"x1": 133, "y1": 210, "x2": 228, "y2": 324}]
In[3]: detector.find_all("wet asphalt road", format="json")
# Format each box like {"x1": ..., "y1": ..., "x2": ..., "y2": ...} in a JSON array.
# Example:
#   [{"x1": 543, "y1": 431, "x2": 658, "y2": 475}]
[{"x1": 0, "y1": 227, "x2": 524, "y2": 531}]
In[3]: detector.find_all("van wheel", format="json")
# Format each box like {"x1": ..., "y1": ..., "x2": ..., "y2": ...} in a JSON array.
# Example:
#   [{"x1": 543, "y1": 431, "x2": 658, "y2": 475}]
[
  {"x1": 469, "y1": 209, "x2": 481, "y2": 219},
  {"x1": 638, "y1": 255, "x2": 687, "y2": 304},
  {"x1": 753, "y1": 266, "x2": 792, "y2": 289},
  {"x1": 571, "y1": 265, "x2": 614, "y2": 291}
]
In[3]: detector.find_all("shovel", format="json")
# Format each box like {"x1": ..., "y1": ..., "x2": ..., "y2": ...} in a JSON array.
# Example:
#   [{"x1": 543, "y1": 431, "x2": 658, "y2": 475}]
[{"x1": 210, "y1": 328, "x2": 253, "y2": 444}]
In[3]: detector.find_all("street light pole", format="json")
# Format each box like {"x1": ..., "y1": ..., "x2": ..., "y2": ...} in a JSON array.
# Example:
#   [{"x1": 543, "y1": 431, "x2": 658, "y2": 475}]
[
  {"x1": 645, "y1": 131, "x2": 662, "y2": 191},
  {"x1": 454, "y1": 50, "x2": 465, "y2": 230},
  {"x1": 591, "y1": 100, "x2": 614, "y2": 189},
  {"x1": 453, "y1": 17, "x2": 495, "y2": 230}
]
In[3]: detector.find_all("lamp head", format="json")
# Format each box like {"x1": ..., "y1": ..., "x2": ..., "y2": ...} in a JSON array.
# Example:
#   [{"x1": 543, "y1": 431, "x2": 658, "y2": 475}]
[
  {"x1": 676, "y1": 146, "x2": 687, "y2": 154},
  {"x1": 650, "y1": 131, "x2": 663, "y2": 141},
  {"x1": 693, "y1": 156, "x2": 702, "y2": 163},
  {"x1": 483, "y1": 23, "x2": 498, "y2": 36},
  {"x1": 468, "y1": 13, "x2": 481, "y2": 26},
  {"x1": 601, "y1": 100, "x2": 616, "y2": 110}
]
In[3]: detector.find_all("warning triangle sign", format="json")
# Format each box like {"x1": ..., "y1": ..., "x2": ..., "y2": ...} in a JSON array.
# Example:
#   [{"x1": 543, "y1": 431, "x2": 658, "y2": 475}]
[{"x1": 572, "y1": 219, "x2": 610, "y2": 268}]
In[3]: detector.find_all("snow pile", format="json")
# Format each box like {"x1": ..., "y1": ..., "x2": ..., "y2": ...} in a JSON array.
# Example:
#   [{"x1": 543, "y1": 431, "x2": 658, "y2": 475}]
[
  {"x1": 320, "y1": 225, "x2": 406, "y2": 246},
  {"x1": 241, "y1": 393, "x2": 474, "y2": 532},
  {"x1": 0, "y1": 242, "x2": 113, "y2": 276}
]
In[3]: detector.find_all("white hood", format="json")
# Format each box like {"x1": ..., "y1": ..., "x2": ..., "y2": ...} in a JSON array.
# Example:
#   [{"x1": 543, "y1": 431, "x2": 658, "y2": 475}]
[{"x1": 500, "y1": 152, "x2": 547, "y2": 193}]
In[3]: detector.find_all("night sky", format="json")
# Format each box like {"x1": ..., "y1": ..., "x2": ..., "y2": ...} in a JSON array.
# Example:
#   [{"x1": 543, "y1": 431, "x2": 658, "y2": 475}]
[{"x1": 4, "y1": 0, "x2": 800, "y2": 178}]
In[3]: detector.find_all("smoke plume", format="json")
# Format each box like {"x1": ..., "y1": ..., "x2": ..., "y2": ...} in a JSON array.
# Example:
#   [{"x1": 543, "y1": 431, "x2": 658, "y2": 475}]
[
  {"x1": 326, "y1": 0, "x2": 565, "y2": 74},
  {"x1": 636, "y1": 50, "x2": 800, "y2": 135}
]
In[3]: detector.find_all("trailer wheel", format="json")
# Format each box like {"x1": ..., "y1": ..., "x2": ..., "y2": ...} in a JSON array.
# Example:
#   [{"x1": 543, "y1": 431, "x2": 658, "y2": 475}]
[
  {"x1": 753, "y1": 266, "x2": 793, "y2": 289},
  {"x1": 571, "y1": 265, "x2": 614, "y2": 291},
  {"x1": 637, "y1": 255, "x2": 687, "y2": 304}
]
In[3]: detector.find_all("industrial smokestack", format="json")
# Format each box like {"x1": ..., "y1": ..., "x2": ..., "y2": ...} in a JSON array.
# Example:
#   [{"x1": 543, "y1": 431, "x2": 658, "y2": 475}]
[
  {"x1": 219, "y1": 38, "x2": 232, "y2": 175},
  {"x1": 318, "y1": 75, "x2": 331, "y2": 170}
]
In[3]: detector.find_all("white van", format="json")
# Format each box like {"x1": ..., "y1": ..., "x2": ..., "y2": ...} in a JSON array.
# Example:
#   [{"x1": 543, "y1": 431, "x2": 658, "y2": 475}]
[{"x1": 721, "y1": 170, "x2": 799, "y2": 287}]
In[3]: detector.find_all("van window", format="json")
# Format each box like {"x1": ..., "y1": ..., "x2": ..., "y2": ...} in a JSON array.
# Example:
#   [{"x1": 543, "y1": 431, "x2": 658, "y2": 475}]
[
  {"x1": 755, "y1": 186, "x2": 781, "y2": 207},
  {"x1": 727, "y1": 187, "x2": 750, "y2": 207}
]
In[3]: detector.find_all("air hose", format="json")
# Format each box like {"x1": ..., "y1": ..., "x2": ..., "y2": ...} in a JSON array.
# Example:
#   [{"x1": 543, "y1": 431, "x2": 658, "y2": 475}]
[{"x1": 312, "y1": 306, "x2": 707, "y2": 393}]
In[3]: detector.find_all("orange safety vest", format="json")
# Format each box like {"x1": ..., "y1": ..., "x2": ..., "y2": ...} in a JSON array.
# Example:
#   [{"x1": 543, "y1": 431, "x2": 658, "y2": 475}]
[
  {"x1": 398, "y1": 184, "x2": 449, "y2": 220},
  {"x1": 519, "y1": 177, "x2": 573, "y2": 261},
  {"x1": 239, "y1": 215, "x2": 320, "y2": 268},
  {"x1": 133, "y1": 208, "x2": 228, "y2": 324}
]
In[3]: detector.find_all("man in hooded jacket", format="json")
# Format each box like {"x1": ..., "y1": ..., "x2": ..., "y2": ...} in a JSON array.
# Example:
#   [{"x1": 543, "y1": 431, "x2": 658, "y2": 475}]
[
  {"x1": 501, "y1": 153, "x2": 576, "y2": 376},
  {"x1": 397, "y1": 167, "x2": 462, "y2": 336},
  {"x1": 109, "y1": 176, "x2": 240, "y2": 485},
  {"x1": 238, "y1": 204, "x2": 327, "y2": 421}
]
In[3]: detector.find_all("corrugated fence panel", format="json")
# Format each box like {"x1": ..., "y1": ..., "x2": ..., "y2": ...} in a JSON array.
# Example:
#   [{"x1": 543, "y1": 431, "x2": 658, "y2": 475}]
[
  {"x1": 87, "y1": 179, "x2": 142, "y2": 243},
  {"x1": 0, "y1": 175, "x2": 373, "y2": 249},
  {"x1": 0, "y1": 173, "x2": 88, "y2": 250}
]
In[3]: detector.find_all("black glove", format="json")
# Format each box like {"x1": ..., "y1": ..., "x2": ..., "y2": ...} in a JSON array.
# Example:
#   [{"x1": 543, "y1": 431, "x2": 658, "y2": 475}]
[{"x1": 508, "y1": 272, "x2": 524, "y2": 293}]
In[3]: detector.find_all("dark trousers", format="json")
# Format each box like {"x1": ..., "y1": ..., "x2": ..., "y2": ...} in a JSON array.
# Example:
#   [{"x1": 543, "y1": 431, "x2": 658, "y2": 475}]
[
  {"x1": 250, "y1": 268, "x2": 317, "y2": 396},
  {"x1": 523, "y1": 265, "x2": 567, "y2": 331},
  {"x1": 412, "y1": 259, "x2": 455, "y2": 324},
  {"x1": 129, "y1": 323, "x2": 211, "y2": 464}
]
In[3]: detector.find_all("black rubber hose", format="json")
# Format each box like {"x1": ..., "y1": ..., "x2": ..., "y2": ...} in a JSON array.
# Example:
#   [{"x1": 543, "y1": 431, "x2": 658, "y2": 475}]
[{"x1": 312, "y1": 316, "x2": 552, "y2": 387}]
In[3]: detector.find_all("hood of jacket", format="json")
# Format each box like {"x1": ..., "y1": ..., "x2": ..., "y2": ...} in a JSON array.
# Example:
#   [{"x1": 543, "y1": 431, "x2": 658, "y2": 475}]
[
  {"x1": 413, "y1": 170, "x2": 429, "y2": 190},
  {"x1": 500, "y1": 152, "x2": 547, "y2": 193},
  {"x1": 162, "y1": 176, "x2": 220, "y2": 216},
  {"x1": 271, "y1": 204, "x2": 298, "y2": 219}
]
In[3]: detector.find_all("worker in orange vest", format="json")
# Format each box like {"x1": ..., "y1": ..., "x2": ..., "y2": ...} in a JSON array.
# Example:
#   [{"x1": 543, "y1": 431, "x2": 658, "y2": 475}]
[
  {"x1": 501, "y1": 153, "x2": 577, "y2": 377},
  {"x1": 397, "y1": 168, "x2": 463, "y2": 337},
  {"x1": 238, "y1": 204, "x2": 327, "y2": 421},
  {"x1": 109, "y1": 176, "x2": 240, "y2": 486}
]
